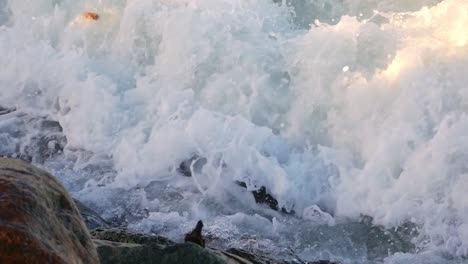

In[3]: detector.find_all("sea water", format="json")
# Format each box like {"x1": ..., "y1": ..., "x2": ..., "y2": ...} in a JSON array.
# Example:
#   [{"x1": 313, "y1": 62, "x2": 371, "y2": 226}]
[{"x1": 1, "y1": 0, "x2": 468, "y2": 263}]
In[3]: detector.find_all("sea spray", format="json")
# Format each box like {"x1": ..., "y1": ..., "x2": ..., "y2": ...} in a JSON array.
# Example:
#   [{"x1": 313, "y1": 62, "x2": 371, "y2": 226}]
[{"x1": 1, "y1": 0, "x2": 467, "y2": 262}]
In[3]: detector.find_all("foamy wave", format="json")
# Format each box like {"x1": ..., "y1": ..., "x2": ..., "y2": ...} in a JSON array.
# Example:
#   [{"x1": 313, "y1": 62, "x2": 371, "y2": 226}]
[{"x1": 1, "y1": 0, "x2": 467, "y2": 261}]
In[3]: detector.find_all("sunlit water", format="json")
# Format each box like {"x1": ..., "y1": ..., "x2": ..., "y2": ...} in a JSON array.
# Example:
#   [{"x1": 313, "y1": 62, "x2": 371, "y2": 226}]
[{"x1": 1, "y1": 0, "x2": 468, "y2": 263}]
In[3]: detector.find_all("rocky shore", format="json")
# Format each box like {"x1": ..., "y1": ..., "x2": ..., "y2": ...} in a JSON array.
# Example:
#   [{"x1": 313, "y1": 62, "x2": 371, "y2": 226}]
[{"x1": 0, "y1": 157, "x2": 339, "y2": 264}]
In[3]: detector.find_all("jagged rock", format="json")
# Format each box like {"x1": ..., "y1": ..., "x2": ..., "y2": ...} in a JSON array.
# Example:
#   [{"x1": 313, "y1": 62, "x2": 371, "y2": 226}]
[
  {"x1": 236, "y1": 181, "x2": 294, "y2": 214},
  {"x1": 74, "y1": 199, "x2": 111, "y2": 229},
  {"x1": 185, "y1": 220, "x2": 206, "y2": 247},
  {"x1": 0, "y1": 158, "x2": 99, "y2": 263},
  {"x1": 91, "y1": 228, "x2": 175, "y2": 246}
]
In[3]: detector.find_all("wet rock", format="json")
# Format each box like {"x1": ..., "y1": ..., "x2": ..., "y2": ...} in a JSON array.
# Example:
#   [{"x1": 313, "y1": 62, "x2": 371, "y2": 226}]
[
  {"x1": 177, "y1": 156, "x2": 293, "y2": 214},
  {"x1": 308, "y1": 261, "x2": 340, "y2": 264},
  {"x1": 0, "y1": 112, "x2": 67, "y2": 163},
  {"x1": 0, "y1": 158, "x2": 99, "y2": 263},
  {"x1": 74, "y1": 199, "x2": 111, "y2": 229},
  {"x1": 236, "y1": 181, "x2": 294, "y2": 214},
  {"x1": 224, "y1": 248, "x2": 281, "y2": 264},
  {"x1": 0, "y1": 106, "x2": 15, "y2": 115},
  {"x1": 185, "y1": 220, "x2": 206, "y2": 247},
  {"x1": 91, "y1": 226, "x2": 339, "y2": 264},
  {"x1": 252, "y1": 185, "x2": 280, "y2": 211},
  {"x1": 95, "y1": 240, "x2": 229, "y2": 264},
  {"x1": 224, "y1": 248, "x2": 341, "y2": 264},
  {"x1": 91, "y1": 228, "x2": 175, "y2": 246},
  {"x1": 177, "y1": 155, "x2": 207, "y2": 177}
]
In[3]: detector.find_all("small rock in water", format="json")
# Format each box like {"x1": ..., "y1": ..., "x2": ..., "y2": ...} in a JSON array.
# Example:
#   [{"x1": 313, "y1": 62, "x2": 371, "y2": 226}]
[
  {"x1": 81, "y1": 11, "x2": 99, "y2": 20},
  {"x1": 184, "y1": 220, "x2": 206, "y2": 247},
  {"x1": 178, "y1": 155, "x2": 294, "y2": 214},
  {"x1": 236, "y1": 181, "x2": 295, "y2": 214}
]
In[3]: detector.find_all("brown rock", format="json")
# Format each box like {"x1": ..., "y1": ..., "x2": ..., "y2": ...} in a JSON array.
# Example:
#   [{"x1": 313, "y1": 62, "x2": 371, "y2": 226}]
[
  {"x1": 81, "y1": 12, "x2": 99, "y2": 20},
  {"x1": 0, "y1": 158, "x2": 99, "y2": 264}
]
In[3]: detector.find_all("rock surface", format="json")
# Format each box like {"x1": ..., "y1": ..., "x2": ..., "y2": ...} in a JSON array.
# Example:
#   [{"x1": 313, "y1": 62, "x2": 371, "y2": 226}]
[
  {"x1": 0, "y1": 112, "x2": 67, "y2": 163},
  {"x1": 90, "y1": 228, "x2": 340, "y2": 264},
  {"x1": 184, "y1": 220, "x2": 206, "y2": 247},
  {"x1": 90, "y1": 228, "x2": 229, "y2": 264},
  {"x1": 95, "y1": 240, "x2": 229, "y2": 264},
  {"x1": 74, "y1": 199, "x2": 111, "y2": 230},
  {"x1": 0, "y1": 158, "x2": 99, "y2": 263},
  {"x1": 177, "y1": 156, "x2": 294, "y2": 214},
  {"x1": 91, "y1": 228, "x2": 174, "y2": 246}
]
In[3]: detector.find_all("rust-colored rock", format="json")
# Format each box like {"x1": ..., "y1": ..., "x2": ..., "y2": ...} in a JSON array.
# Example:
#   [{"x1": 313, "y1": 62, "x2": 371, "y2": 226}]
[
  {"x1": 0, "y1": 158, "x2": 99, "y2": 264},
  {"x1": 81, "y1": 12, "x2": 99, "y2": 20}
]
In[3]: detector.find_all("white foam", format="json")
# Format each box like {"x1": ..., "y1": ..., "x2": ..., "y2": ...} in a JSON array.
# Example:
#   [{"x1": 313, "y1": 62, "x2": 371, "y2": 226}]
[{"x1": 1, "y1": 0, "x2": 468, "y2": 261}]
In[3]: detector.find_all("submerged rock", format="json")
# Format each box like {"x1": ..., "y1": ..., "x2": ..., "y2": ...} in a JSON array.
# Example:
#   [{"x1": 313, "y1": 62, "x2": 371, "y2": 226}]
[{"x1": 0, "y1": 158, "x2": 99, "y2": 263}]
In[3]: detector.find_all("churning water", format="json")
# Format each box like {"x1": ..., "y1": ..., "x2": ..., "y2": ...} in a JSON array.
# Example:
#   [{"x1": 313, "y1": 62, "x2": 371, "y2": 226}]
[{"x1": 1, "y1": 0, "x2": 468, "y2": 263}]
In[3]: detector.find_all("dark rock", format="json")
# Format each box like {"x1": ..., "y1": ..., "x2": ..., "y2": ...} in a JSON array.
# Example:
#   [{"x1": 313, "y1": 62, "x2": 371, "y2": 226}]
[
  {"x1": 225, "y1": 248, "x2": 341, "y2": 264},
  {"x1": 177, "y1": 155, "x2": 207, "y2": 177},
  {"x1": 74, "y1": 199, "x2": 111, "y2": 229},
  {"x1": 91, "y1": 226, "x2": 339, "y2": 264},
  {"x1": 252, "y1": 186, "x2": 280, "y2": 211},
  {"x1": 39, "y1": 119, "x2": 63, "y2": 132},
  {"x1": 0, "y1": 106, "x2": 15, "y2": 115},
  {"x1": 308, "y1": 261, "x2": 340, "y2": 264},
  {"x1": 0, "y1": 113, "x2": 67, "y2": 163},
  {"x1": 236, "y1": 181, "x2": 294, "y2": 214},
  {"x1": 91, "y1": 228, "x2": 175, "y2": 246},
  {"x1": 225, "y1": 248, "x2": 281, "y2": 264},
  {"x1": 94, "y1": 240, "x2": 228, "y2": 264},
  {"x1": 185, "y1": 220, "x2": 206, "y2": 247},
  {"x1": 0, "y1": 158, "x2": 99, "y2": 263},
  {"x1": 177, "y1": 155, "x2": 292, "y2": 214}
]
